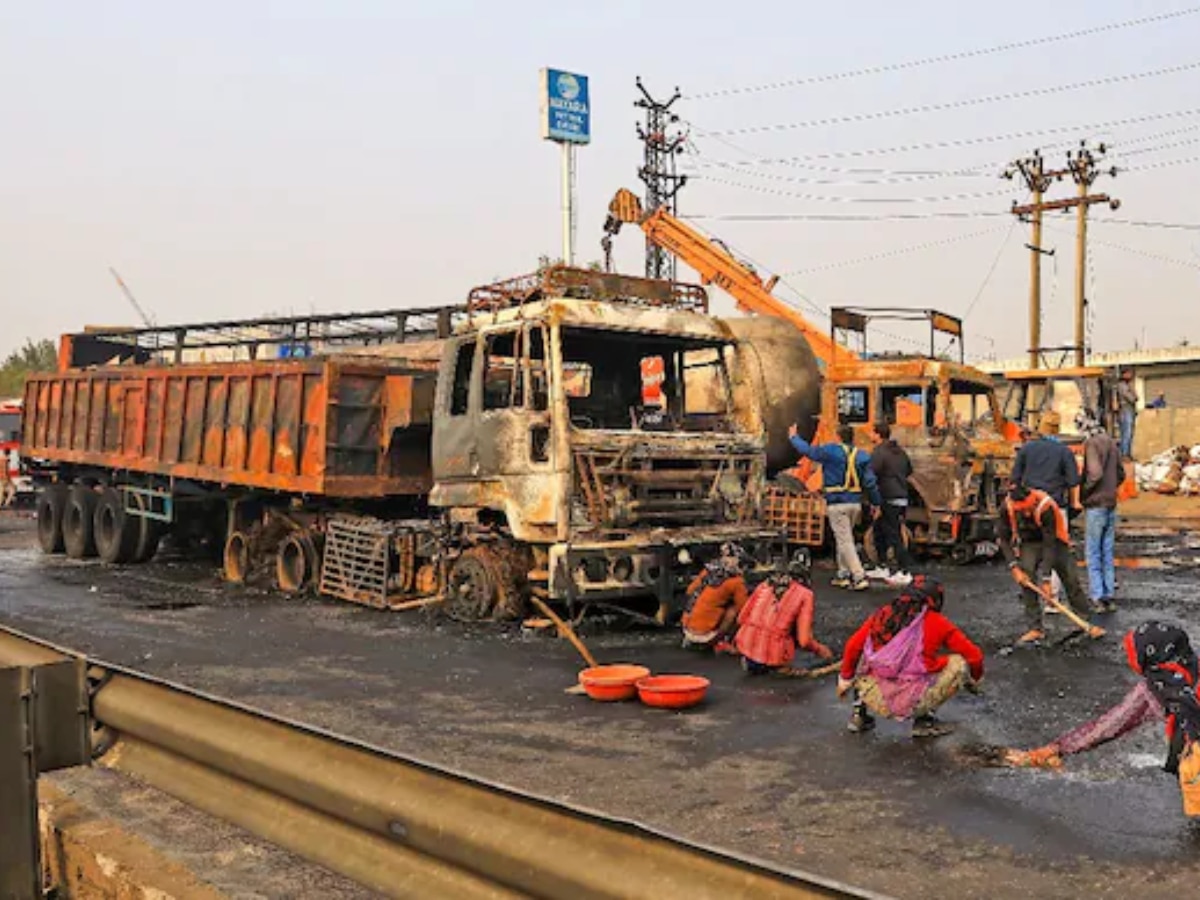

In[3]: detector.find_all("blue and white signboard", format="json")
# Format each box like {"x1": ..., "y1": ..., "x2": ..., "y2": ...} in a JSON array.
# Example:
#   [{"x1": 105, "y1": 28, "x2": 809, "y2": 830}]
[{"x1": 540, "y1": 68, "x2": 590, "y2": 145}]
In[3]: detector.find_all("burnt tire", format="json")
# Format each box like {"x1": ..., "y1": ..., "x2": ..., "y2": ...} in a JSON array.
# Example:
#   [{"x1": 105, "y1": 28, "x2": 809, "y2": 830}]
[
  {"x1": 36, "y1": 484, "x2": 69, "y2": 554},
  {"x1": 446, "y1": 548, "x2": 502, "y2": 622},
  {"x1": 223, "y1": 530, "x2": 251, "y2": 584},
  {"x1": 276, "y1": 532, "x2": 317, "y2": 594},
  {"x1": 93, "y1": 488, "x2": 138, "y2": 565},
  {"x1": 63, "y1": 484, "x2": 98, "y2": 559}
]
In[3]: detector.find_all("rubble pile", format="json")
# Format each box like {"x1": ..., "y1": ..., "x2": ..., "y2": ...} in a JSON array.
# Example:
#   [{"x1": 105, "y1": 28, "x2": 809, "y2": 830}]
[{"x1": 1135, "y1": 445, "x2": 1200, "y2": 495}]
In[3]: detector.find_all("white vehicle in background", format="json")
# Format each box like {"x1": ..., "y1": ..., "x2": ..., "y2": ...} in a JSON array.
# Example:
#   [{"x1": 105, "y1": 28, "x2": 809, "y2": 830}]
[{"x1": 0, "y1": 398, "x2": 34, "y2": 501}]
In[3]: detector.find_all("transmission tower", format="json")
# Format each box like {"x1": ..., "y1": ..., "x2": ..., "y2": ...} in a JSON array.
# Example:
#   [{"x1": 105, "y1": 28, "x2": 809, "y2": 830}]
[{"x1": 635, "y1": 78, "x2": 688, "y2": 280}]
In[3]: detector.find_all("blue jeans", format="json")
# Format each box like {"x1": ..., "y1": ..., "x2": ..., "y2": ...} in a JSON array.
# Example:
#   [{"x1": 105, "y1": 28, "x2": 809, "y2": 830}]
[
  {"x1": 1085, "y1": 507, "x2": 1117, "y2": 601},
  {"x1": 1119, "y1": 409, "x2": 1136, "y2": 458}
]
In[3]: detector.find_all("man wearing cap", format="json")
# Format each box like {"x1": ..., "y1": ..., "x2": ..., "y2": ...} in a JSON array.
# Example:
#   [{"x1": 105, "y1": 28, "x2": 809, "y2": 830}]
[
  {"x1": 1115, "y1": 369, "x2": 1140, "y2": 459},
  {"x1": 1012, "y1": 410, "x2": 1081, "y2": 516}
]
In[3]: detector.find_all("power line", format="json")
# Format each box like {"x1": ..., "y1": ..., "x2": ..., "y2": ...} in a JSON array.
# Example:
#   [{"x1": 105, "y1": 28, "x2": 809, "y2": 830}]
[
  {"x1": 963, "y1": 218, "x2": 1021, "y2": 321},
  {"x1": 684, "y1": 210, "x2": 1009, "y2": 222},
  {"x1": 779, "y1": 225, "x2": 1009, "y2": 276},
  {"x1": 704, "y1": 61, "x2": 1200, "y2": 136},
  {"x1": 687, "y1": 7, "x2": 1200, "y2": 100},
  {"x1": 1122, "y1": 153, "x2": 1200, "y2": 173},
  {"x1": 685, "y1": 156, "x2": 991, "y2": 186},
  {"x1": 1098, "y1": 217, "x2": 1200, "y2": 231},
  {"x1": 694, "y1": 173, "x2": 1011, "y2": 204},
  {"x1": 687, "y1": 108, "x2": 1200, "y2": 166},
  {"x1": 1045, "y1": 221, "x2": 1200, "y2": 270}
]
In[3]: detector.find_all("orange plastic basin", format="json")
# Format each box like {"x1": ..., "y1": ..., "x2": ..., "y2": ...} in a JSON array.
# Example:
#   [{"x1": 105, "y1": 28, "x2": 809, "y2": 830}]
[
  {"x1": 578, "y1": 664, "x2": 651, "y2": 702},
  {"x1": 635, "y1": 675, "x2": 710, "y2": 709}
]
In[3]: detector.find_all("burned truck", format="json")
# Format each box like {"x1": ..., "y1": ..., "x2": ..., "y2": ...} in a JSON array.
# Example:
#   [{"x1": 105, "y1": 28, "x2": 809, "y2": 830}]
[{"x1": 21, "y1": 267, "x2": 794, "y2": 619}]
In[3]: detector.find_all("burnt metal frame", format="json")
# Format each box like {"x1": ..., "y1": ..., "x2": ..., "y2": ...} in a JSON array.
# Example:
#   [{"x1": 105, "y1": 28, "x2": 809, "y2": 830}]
[
  {"x1": 65, "y1": 304, "x2": 468, "y2": 367},
  {"x1": 467, "y1": 265, "x2": 708, "y2": 314},
  {"x1": 830, "y1": 307, "x2": 965, "y2": 364}
]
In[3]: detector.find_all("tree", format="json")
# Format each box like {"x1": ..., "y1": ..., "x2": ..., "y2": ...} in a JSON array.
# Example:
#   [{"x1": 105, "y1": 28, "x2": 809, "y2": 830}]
[{"x1": 0, "y1": 339, "x2": 57, "y2": 398}]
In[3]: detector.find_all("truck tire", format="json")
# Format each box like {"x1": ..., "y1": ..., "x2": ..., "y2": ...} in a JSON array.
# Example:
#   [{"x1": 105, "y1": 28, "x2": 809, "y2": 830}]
[
  {"x1": 63, "y1": 484, "x2": 98, "y2": 559},
  {"x1": 128, "y1": 492, "x2": 163, "y2": 563},
  {"x1": 36, "y1": 484, "x2": 69, "y2": 554},
  {"x1": 446, "y1": 547, "x2": 502, "y2": 621},
  {"x1": 94, "y1": 488, "x2": 137, "y2": 565}
]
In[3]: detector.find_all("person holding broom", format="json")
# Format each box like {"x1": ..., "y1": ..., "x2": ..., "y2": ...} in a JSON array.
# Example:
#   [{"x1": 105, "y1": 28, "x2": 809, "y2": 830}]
[{"x1": 1006, "y1": 621, "x2": 1200, "y2": 819}]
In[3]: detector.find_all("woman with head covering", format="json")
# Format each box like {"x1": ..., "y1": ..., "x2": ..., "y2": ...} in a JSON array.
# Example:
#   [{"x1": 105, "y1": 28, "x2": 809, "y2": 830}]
[
  {"x1": 680, "y1": 542, "x2": 750, "y2": 654},
  {"x1": 837, "y1": 575, "x2": 984, "y2": 738},
  {"x1": 1007, "y1": 621, "x2": 1200, "y2": 816},
  {"x1": 736, "y1": 549, "x2": 834, "y2": 676}
]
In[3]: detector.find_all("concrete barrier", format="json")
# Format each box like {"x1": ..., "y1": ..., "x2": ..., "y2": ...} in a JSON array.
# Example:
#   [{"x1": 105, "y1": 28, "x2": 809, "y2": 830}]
[
  {"x1": 39, "y1": 782, "x2": 224, "y2": 899},
  {"x1": 1133, "y1": 408, "x2": 1200, "y2": 460}
]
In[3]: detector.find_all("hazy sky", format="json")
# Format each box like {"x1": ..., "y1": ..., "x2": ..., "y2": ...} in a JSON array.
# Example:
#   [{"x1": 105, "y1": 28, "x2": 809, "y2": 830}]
[{"x1": 2, "y1": 1, "x2": 1197, "y2": 362}]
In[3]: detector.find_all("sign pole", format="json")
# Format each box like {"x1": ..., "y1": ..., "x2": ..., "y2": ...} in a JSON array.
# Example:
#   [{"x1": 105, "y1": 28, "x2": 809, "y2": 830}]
[
  {"x1": 540, "y1": 68, "x2": 589, "y2": 269},
  {"x1": 561, "y1": 142, "x2": 575, "y2": 266}
]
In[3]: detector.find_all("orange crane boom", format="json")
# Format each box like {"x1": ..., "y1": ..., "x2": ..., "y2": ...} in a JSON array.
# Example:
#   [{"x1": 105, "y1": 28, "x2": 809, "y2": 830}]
[{"x1": 604, "y1": 188, "x2": 854, "y2": 365}]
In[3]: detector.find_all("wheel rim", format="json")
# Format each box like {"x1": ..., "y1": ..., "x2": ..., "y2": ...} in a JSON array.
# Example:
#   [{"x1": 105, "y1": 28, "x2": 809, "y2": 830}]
[
  {"x1": 276, "y1": 536, "x2": 309, "y2": 593},
  {"x1": 446, "y1": 558, "x2": 496, "y2": 621},
  {"x1": 224, "y1": 532, "x2": 249, "y2": 583}
]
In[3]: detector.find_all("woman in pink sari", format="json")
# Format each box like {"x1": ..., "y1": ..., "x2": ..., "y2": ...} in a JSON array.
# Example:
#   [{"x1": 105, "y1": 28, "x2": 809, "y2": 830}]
[{"x1": 837, "y1": 576, "x2": 984, "y2": 738}]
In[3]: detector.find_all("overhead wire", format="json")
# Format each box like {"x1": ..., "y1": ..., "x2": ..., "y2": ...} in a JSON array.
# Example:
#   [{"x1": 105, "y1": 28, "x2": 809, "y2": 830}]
[
  {"x1": 1044, "y1": 221, "x2": 1200, "y2": 270},
  {"x1": 703, "y1": 61, "x2": 1200, "y2": 137},
  {"x1": 685, "y1": 108, "x2": 1200, "y2": 166},
  {"x1": 693, "y1": 173, "x2": 1011, "y2": 204},
  {"x1": 962, "y1": 218, "x2": 1021, "y2": 322},
  {"x1": 779, "y1": 225, "x2": 1009, "y2": 276},
  {"x1": 686, "y1": 7, "x2": 1200, "y2": 100}
]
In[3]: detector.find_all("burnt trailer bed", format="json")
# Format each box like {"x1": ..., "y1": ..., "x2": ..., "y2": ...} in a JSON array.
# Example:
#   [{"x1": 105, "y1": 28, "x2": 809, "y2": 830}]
[{"x1": 21, "y1": 356, "x2": 436, "y2": 497}]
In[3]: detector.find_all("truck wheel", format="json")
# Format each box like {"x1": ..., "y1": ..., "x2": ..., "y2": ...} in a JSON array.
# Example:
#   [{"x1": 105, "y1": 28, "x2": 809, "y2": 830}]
[
  {"x1": 63, "y1": 484, "x2": 99, "y2": 559},
  {"x1": 223, "y1": 531, "x2": 251, "y2": 584},
  {"x1": 36, "y1": 484, "x2": 69, "y2": 554},
  {"x1": 276, "y1": 532, "x2": 317, "y2": 594},
  {"x1": 446, "y1": 548, "x2": 502, "y2": 621},
  {"x1": 94, "y1": 488, "x2": 138, "y2": 564},
  {"x1": 129, "y1": 492, "x2": 163, "y2": 564}
]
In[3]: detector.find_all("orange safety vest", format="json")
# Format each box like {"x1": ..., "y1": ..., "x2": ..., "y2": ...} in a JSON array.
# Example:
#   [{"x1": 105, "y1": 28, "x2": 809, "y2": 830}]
[{"x1": 1005, "y1": 489, "x2": 1070, "y2": 545}]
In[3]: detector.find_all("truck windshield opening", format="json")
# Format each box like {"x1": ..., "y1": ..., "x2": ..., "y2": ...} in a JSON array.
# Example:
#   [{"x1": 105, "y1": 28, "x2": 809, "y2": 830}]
[{"x1": 560, "y1": 328, "x2": 735, "y2": 432}]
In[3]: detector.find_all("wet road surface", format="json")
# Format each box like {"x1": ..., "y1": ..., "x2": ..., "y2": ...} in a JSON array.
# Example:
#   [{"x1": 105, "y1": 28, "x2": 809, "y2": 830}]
[{"x1": 3, "y1": 512, "x2": 1200, "y2": 899}]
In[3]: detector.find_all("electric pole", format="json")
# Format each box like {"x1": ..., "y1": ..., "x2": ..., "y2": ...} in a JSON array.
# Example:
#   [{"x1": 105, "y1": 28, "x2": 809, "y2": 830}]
[
  {"x1": 1004, "y1": 151, "x2": 1065, "y2": 369},
  {"x1": 1065, "y1": 142, "x2": 1120, "y2": 367},
  {"x1": 634, "y1": 78, "x2": 688, "y2": 280},
  {"x1": 1006, "y1": 145, "x2": 1119, "y2": 368}
]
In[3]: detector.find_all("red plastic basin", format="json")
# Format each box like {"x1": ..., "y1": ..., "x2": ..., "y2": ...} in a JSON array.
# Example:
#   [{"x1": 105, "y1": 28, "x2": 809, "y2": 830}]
[
  {"x1": 635, "y1": 674, "x2": 710, "y2": 709},
  {"x1": 578, "y1": 664, "x2": 652, "y2": 702}
]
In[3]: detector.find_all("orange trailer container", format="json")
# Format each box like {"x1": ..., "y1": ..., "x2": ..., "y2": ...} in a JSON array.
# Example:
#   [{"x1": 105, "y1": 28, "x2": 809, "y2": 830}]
[{"x1": 22, "y1": 357, "x2": 436, "y2": 498}]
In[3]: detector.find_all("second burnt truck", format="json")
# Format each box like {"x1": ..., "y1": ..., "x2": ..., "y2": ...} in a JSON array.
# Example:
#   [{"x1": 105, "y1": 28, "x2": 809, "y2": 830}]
[{"x1": 21, "y1": 267, "x2": 819, "y2": 620}]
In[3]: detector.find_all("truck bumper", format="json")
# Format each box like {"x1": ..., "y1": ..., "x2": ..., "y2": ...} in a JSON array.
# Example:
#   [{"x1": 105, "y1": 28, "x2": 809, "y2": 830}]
[{"x1": 548, "y1": 525, "x2": 786, "y2": 615}]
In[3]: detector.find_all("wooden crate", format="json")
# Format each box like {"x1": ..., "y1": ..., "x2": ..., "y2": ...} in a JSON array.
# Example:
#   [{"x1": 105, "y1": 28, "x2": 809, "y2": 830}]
[{"x1": 762, "y1": 488, "x2": 825, "y2": 546}]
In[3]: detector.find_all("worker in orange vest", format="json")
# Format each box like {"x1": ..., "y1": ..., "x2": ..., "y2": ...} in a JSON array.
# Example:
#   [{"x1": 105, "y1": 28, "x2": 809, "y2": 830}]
[{"x1": 998, "y1": 482, "x2": 1098, "y2": 647}]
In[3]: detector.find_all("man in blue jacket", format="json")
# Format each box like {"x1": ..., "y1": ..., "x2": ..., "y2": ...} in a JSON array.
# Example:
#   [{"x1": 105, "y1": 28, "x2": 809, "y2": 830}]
[{"x1": 788, "y1": 422, "x2": 882, "y2": 591}]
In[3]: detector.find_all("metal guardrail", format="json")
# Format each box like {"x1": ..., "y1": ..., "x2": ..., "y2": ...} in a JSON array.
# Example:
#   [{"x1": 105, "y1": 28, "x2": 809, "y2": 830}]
[{"x1": 0, "y1": 625, "x2": 889, "y2": 900}]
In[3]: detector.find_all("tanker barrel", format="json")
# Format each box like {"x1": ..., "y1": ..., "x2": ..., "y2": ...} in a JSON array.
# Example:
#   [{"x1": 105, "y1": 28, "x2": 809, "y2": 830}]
[{"x1": 723, "y1": 317, "x2": 822, "y2": 474}]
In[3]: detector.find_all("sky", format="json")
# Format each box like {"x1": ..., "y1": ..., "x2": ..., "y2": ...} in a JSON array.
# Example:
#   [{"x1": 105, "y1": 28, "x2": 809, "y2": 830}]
[{"x1": 2, "y1": 0, "x2": 1198, "y2": 362}]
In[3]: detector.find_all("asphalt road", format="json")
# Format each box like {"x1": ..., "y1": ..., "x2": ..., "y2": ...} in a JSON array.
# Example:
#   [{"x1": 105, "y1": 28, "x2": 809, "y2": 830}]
[{"x1": 3, "y1": 512, "x2": 1200, "y2": 899}]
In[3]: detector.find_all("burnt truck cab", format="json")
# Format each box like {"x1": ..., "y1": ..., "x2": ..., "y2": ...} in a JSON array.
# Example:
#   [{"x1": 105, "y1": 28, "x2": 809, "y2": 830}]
[
  {"x1": 429, "y1": 267, "x2": 783, "y2": 616},
  {"x1": 818, "y1": 308, "x2": 1016, "y2": 563}
]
